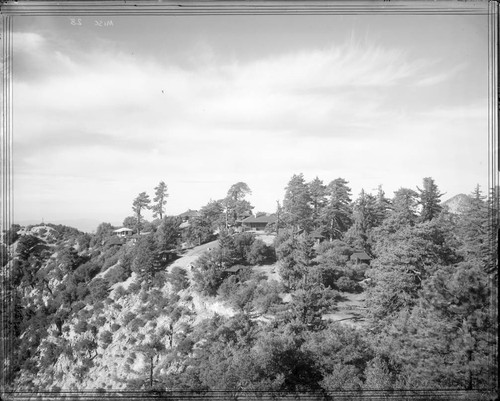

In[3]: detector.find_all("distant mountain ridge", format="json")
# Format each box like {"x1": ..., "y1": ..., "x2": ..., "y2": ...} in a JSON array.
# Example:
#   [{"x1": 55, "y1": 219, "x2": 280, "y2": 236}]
[
  {"x1": 442, "y1": 193, "x2": 471, "y2": 214},
  {"x1": 14, "y1": 218, "x2": 122, "y2": 234}
]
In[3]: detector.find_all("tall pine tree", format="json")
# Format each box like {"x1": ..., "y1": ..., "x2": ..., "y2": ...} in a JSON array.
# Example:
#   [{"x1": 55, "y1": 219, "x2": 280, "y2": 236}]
[
  {"x1": 321, "y1": 178, "x2": 353, "y2": 241},
  {"x1": 152, "y1": 181, "x2": 168, "y2": 220},
  {"x1": 308, "y1": 177, "x2": 327, "y2": 230},
  {"x1": 345, "y1": 189, "x2": 378, "y2": 254},
  {"x1": 417, "y1": 177, "x2": 443, "y2": 222},
  {"x1": 132, "y1": 192, "x2": 151, "y2": 234},
  {"x1": 224, "y1": 182, "x2": 253, "y2": 228},
  {"x1": 283, "y1": 174, "x2": 313, "y2": 232}
]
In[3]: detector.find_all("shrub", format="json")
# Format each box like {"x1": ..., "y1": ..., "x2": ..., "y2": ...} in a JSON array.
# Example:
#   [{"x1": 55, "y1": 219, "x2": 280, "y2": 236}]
[
  {"x1": 231, "y1": 232, "x2": 256, "y2": 263},
  {"x1": 177, "y1": 338, "x2": 194, "y2": 355},
  {"x1": 79, "y1": 308, "x2": 92, "y2": 320},
  {"x1": 170, "y1": 306, "x2": 184, "y2": 322},
  {"x1": 89, "y1": 325, "x2": 98, "y2": 337},
  {"x1": 129, "y1": 317, "x2": 145, "y2": 331},
  {"x1": 114, "y1": 285, "x2": 126, "y2": 299},
  {"x1": 104, "y1": 264, "x2": 127, "y2": 285},
  {"x1": 219, "y1": 276, "x2": 256, "y2": 312},
  {"x1": 101, "y1": 248, "x2": 121, "y2": 271},
  {"x1": 111, "y1": 323, "x2": 121, "y2": 332},
  {"x1": 74, "y1": 320, "x2": 88, "y2": 334},
  {"x1": 141, "y1": 310, "x2": 158, "y2": 321},
  {"x1": 94, "y1": 301, "x2": 105, "y2": 313},
  {"x1": 88, "y1": 278, "x2": 110, "y2": 303},
  {"x1": 218, "y1": 275, "x2": 240, "y2": 300},
  {"x1": 122, "y1": 312, "x2": 136, "y2": 326},
  {"x1": 247, "y1": 239, "x2": 275, "y2": 265},
  {"x1": 74, "y1": 261, "x2": 100, "y2": 283},
  {"x1": 99, "y1": 330, "x2": 113, "y2": 347},
  {"x1": 192, "y1": 248, "x2": 243, "y2": 296},
  {"x1": 336, "y1": 276, "x2": 360, "y2": 293},
  {"x1": 139, "y1": 290, "x2": 149, "y2": 303},
  {"x1": 151, "y1": 271, "x2": 167, "y2": 288},
  {"x1": 233, "y1": 281, "x2": 257, "y2": 311},
  {"x1": 72, "y1": 301, "x2": 86, "y2": 312},
  {"x1": 128, "y1": 282, "x2": 141, "y2": 294},
  {"x1": 169, "y1": 266, "x2": 189, "y2": 292},
  {"x1": 252, "y1": 280, "x2": 283, "y2": 314},
  {"x1": 120, "y1": 250, "x2": 134, "y2": 277}
]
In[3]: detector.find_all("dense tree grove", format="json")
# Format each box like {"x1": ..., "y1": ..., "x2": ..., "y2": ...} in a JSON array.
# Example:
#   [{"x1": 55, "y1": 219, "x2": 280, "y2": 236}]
[{"x1": 0, "y1": 176, "x2": 497, "y2": 397}]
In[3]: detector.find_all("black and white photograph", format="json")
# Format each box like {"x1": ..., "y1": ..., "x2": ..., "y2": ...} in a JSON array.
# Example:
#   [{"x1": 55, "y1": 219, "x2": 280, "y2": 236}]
[{"x1": 1, "y1": 1, "x2": 497, "y2": 399}]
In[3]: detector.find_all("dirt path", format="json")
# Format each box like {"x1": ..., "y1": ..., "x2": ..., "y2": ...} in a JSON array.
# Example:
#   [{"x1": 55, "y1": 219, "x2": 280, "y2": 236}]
[{"x1": 323, "y1": 292, "x2": 368, "y2": 328}]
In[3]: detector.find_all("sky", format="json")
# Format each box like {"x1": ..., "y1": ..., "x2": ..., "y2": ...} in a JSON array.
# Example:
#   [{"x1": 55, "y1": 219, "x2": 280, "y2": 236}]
[{"x1": 12, "y1": 11, "x2": 491, "y2": 232}]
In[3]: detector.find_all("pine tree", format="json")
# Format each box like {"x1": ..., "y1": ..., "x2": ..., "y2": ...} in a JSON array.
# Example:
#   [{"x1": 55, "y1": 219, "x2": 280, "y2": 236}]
[
  {"x1": 457, "y1": 185, "x2": 488, "y2": 263},
  {"x1": 132, "y1": 192, "x2": 151, "y2": 234},
  {"x1": 321, "y1": 178, "x2": 353, "y2": 241},
  {"x1": 374, "y1": 185, "x2": 391, "y2": 226},
  {"x1": 283, "y1": 174, "x2": 313, "y2": 232},
  {"x1": 224, "y1": 182, "x2": 253, "y2": 227},
  {"x1": 132, "y1": 234, "x2": 160, "y2": 284},
  {"x1": 345, "y1": 189, "x2": 378, "y2": 254},
  {"x1": 392, "y1": 187, "x2": 419, "y2": 225},
  {"x1": 201, "y1": 200, "x2": 225, "y2": 232},
  {"x1": 417, "y1": 177, "x2": 443, "y2": 222},
  {"x1": 308, "y1": 177, "x2": 327, "y2": 230},
  {"x1": 275, "y1": 229, "x2": 301, "y2": 289},
  {"x1": 155, "y1": 216, "x2": 181, "y2": 251},
  {"x1": 366, "y1": 219, "x2": 461, "y2": 322},
  {"x1": 152, "y1": 181, "x2": 168, "y2": 220}
]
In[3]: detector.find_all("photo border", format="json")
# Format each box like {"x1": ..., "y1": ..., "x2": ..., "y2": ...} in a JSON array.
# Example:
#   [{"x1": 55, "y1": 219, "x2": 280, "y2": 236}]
[{"x1": 1, "y1": 1, "x2": 498, "y2": 400}]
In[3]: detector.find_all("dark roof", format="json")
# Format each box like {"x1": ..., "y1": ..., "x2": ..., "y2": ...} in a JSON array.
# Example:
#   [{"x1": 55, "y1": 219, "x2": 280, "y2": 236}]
[
  {"x1": 226, "y1": 265, "x2": 245, "y2": 273},
  {"x1": 241, "y1": 215, "x2": 277, "y2": 224},
  {"x1": 351, "y1": 251, "x2": 371, "y2": 260},
  {"x1": 178, "y1": 209, "x2": 199, "y2": 218},
  {"x1": 156, "y1": 249, "x2": 177, "y2": 255}
]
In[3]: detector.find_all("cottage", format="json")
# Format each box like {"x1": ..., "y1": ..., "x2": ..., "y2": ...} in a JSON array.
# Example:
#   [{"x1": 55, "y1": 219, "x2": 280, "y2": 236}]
[
  {"x1": 156, "y1": 250, "x2": 178, "y2": 263},
  {"x1": 113, "y1": 227, "x2": 133, "y2": 238},
  {"x1": 350, "y1": 251, "x2": 371, "y2": 264},
  {"x1": 152, "y1": 250, "x2": 178, "y2": 269},
  {"x1": 226, "y1": 265, "x2": 244, "y2": 274},
  {"x1": 178, "y1": 209, "x2": 199, "y2": 222},
  {"x1": 240, "y1": 215, "x2": 277, "y2": 231}
]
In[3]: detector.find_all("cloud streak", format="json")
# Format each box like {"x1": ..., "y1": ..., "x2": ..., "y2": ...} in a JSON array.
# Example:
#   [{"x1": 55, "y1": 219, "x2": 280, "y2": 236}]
[{"x1": 13, "y1": 28, "x2": 489, "y2": 228}]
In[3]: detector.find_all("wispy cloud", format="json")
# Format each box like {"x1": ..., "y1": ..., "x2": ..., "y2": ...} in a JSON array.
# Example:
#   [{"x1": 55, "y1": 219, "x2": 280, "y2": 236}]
[
  {"x1": 414, "y1": 63, "x2": 466, "y2": 87},
  {"x1": 13, "y1": 30, "x2": 488, "y2": 225}
]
